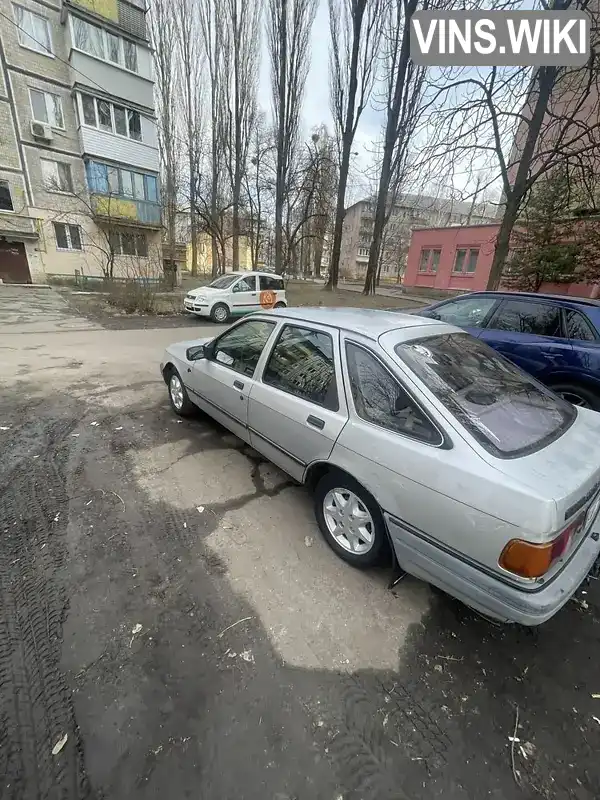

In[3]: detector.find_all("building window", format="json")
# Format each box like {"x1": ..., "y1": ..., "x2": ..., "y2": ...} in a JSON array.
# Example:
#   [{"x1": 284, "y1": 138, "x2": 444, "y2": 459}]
[
  {"x1": 30, "y1": 89, "x2": 64, "y2": 128},
  {"x1": 13, "y1": 5, "x2": 52, "y2": 55},
  {"x1": 109, "y1": 231, "x2": 148, "y2": 257},
  {"x1": 71, "y1": 16, "x2": 138, "y2": 73},
  {"x1": 41, "y1": 159, "x2": 73, "y2": 193},
  {"x1": 0, "y1": 181, "x2": 14, "y2": 211},
  {"x1": 85, "y1": 161, "x2": 158, "y2": 203},
  {"x1": 78, "y1": 94, "x2": 142, "y2": 141},
  {"x1": 357, "y1": 247, "x2": 370, "y2": 257},
  {"x1": 418, "y1": 248, "x2": 441, "y2": 273},
  {"x1": 53, "y1": 222, "x2": 82, "y2": 251},
  {"x1": 453, "y1": 248, "x2": 479, "y2": 274}
]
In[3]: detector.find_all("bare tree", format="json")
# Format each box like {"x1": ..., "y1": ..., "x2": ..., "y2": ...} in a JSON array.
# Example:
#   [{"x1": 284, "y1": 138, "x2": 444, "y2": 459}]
[
  {"x1": 222, "y1": 0, "x2": 262, "y2": 269},
  {"x1": 244, "y1": 113, "x2": 276, "y2": 268},
  {"x1": 199, "y1": 0, "x2": 229, "y2": 277},
  {"x1": 362, "y1": 0, "x2": 429, "y2": 295},
  {"x1": 424, "y1": 0, "x2": 600, "y2": 290},
  {"x1": 326, "y1": 0, "x2": 383, "y2": 289},
  {"x1": 149, "y1": 0, "x2": 180, "y2": 283},
  {"x1": 174, "y1": 0, "x2": 205, "y2": 277},
  {"x1": 268, "y1": 0, "x2": 318, "y2": 272}
]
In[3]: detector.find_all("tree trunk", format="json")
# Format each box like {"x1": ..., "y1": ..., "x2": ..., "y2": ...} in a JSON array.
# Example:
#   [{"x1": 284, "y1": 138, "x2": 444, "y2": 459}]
[
  {"x1": 486, "y1": 66, "x2": 556, "y2": 289},
  {"x1": 363, "y1": 153, "x2": 390, "y2": 295},
  {"x1": 274, "y1": 0, "x2": 287, "y2": 273},
  {"x1": 487, "y1": 196, "x2": 519, "y2": 290},
  {"x1": 326, "y1": 3, "x2": 364, "y2": 290},
  {"x1": 313, "y1": 233, "x2": 323, "y2": 277}
]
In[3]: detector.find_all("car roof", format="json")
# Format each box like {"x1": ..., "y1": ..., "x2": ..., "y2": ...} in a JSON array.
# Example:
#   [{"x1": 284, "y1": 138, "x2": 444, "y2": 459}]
[
  {"x1": 227, "y1": 270, "x2": 283, "y2": 277},
  {"x1": 264, "y1": 306, "x2": 444, "y2": 340},
  {"x1": 454, "y1": 290, "x2": 600, "y2": 308}
]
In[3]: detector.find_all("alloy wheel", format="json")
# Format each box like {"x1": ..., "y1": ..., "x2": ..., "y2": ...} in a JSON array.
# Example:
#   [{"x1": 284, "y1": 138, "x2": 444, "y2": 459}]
[
  {"x1": 323, "y1": 488, "x2": 375, "y2": 554},
  {"x1": 170, "y1": 374, "x2": 184, "y2": 410}
]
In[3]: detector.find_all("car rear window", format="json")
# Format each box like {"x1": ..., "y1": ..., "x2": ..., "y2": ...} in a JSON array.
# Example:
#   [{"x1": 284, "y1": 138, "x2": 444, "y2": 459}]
[{"x1": 395, "y1": 333, "x2": 575, "y2": 458}]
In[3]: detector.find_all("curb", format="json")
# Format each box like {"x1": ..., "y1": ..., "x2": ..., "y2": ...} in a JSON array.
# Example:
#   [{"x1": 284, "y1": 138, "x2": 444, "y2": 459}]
[{"x1": 0, "y1": 283, "x2": 52, "y2": 289}]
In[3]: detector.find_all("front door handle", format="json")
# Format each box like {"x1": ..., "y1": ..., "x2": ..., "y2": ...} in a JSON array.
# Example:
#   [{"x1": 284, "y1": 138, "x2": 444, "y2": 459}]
[
  {"x1": 307, "y1": 415, "x2": 325, "y2": 430},
  {"x1": 233, "y1": 380, "x2": 244, "y2": 390}
]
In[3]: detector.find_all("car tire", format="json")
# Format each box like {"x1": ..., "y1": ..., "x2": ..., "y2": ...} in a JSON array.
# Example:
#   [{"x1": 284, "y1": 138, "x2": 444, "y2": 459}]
[
  {"x1": 551, "y1": 382, "x2": 600, "y2": 411},
  {"x1": 313, "y1": 471, "x2": 389, "y2": 568},
  {"x1": 210, "y1": 303, "x2": 230, "y2": 323},
  {"x1": 166, "y1": 367, "x2": 196, "y2": 417},
  {"x1": 274, "y1": 301, "x2": 287, "y2": 308}
]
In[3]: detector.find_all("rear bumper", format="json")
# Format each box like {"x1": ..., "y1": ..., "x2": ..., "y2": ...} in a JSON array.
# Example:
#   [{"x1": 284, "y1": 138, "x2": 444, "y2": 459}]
[{"x1": 386, "y1": 513, "x2": 600, "y2": 625}]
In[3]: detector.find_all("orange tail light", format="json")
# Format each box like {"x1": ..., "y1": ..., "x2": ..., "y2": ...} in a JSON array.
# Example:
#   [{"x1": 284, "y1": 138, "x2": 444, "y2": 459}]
[{"x1": 499, "y1": 512, "x2": 585, "y2": 579}]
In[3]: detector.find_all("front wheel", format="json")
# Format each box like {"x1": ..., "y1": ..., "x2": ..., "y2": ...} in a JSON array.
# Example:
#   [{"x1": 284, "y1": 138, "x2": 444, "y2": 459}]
[
  {"x1": 210, "y1": 303, "x2": 230, "y2": 323},
  {"x1": 167, "y1": 368, "x2": 196, "y2": 417},
  {"x1": 551, "y1": 382, "x2": 600, "y2": 411},
  {"x1": 313, "y1": 471, "x2": 389, "y2": 568}
]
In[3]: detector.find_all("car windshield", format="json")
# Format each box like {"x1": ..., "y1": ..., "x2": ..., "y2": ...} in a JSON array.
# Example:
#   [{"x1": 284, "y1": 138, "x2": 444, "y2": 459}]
[
  {"x1": 208, "y1": 275, "x2": 239, "y2": 289},
  {"x1": 395, "y1": 333, "x2": 575, "y2": 458}
]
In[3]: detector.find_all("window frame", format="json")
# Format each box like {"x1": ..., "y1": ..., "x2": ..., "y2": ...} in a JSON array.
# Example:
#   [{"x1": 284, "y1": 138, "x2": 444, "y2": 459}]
[
  {"x1": 344, "y1": 340, "x2": 446, "y2": 448},
  {"x1": 85, "y1": 160, "x2": 158, "y2": 203},
  {"x1": 53, "y1": 222, "x2": 83, "y2": 251},
  {"x1": 232, "y1": 276, "x2": 257, "y2": 293},
  {"x1": 40, "y1": 158, "x2": 73, "y2": 194},
  {"x1": 13, "y1": 4, "x2": 53, "y2": 57},
  {"x1": 262, "y1": 323, "x2": 340, "y2": 411},
  {"x1": 452, "y1": 247, "x2": 480, "y2": 275},
  {"x1": 429, "y1": 295, "x2": 500, "y2": 329},
  {"x1": 69, "y1": 15, "x2": 138, "y2": 74},
  {"x1": 417, "y1": 248, "x2": 441, "y2": 274},
  {"x1": 109, "y1": 230, "x2": 148, "y2": 257},
  {"x1": 77, "y1": 93, "x2": 143, "y2": 142},
  {"x1": 208, "y1": 318, "x2": 277, "y2": 378},
  {"x1": 486, "y1": 298, "x2": 565, "y2": 338},
  {"x1": 0, "y1": 180, "x2": 14, "y2": 212},
  {"x1": 29, "y1": 88, "x2": 65, "y2": 129}
]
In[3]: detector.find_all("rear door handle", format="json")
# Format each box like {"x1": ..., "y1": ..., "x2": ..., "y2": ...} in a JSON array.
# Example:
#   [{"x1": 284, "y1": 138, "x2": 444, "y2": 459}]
[
  {"x1": 307, "y1": 415, "x2": 325, "y2": 430},
  {"x1": 234, "y1": 380, "x2": 244, "y2": 390}
]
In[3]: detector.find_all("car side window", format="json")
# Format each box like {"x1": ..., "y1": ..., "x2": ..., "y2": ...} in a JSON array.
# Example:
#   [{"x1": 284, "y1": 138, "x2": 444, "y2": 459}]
[
  {"x1": 430, "y1": 296, "x2": 497, "y2": 328},
  {"x1": 263, "y1": 325, "x2": 338, "y2": 410},
  {"x1": 346, "y1": 343, "x2": 441, "y2": 445},
  {"x1": 565, "y1": 309, "x2": 597, "y2": 341},
  {"x1": 233, "y1": 276, "x2": 256, "y2": 292},
  {"x1": 489, "y1": 300, "x2": 562, "y2": 337},
  {"x1": 211, "y1": 319, "x2": 276, "y2": 376},
  {"x1": 259, "y1": 275, "x2": 284, "y2": 291}
]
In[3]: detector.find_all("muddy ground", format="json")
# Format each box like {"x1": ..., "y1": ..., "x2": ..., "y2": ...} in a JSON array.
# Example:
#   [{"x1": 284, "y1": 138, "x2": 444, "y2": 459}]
[{"x1": 0, "y1": 286, "x2": 599, "y2": 800}]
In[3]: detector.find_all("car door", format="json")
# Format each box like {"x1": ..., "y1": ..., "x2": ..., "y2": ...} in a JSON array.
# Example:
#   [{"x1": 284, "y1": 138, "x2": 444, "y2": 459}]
[
  {"x1": 563, "y1": 307, "x2": 600, "y2": 383},
  {"x1": 259, "y1": 274, "x2": 286, "y2": 307},
  {"x1": 247, "y1": 323, "x2": 348, "y2": 481},
  {"x1": 187, "y1": 318, "x2": 278, "y2": 442},
  {"x1": 229, "y1": 275, "x2": 259, "y2": 315},
  {"x1": 420, "y1": 295, "x2": 499, "y2": 338},
  {"x1": 477, "y1": 298, "x2": 574, "y2": 381}
]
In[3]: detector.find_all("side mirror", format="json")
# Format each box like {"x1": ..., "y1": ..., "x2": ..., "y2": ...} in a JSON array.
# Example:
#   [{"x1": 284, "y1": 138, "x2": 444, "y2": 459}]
[
  {"x1": 186, "y1": 344, "x2": 207, "y2": 361},
  {"x1": 428, "y1": 311, "x2": 441, "y2": 320}
]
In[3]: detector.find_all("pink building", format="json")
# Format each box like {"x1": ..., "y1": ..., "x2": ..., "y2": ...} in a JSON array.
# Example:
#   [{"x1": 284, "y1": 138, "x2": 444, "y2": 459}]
[{"x1": 404, "y1": 223, "x2": 598, "y2": 297}]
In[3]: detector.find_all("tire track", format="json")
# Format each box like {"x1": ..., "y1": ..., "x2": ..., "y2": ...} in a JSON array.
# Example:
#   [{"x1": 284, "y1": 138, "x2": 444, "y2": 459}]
[{"x1": 0, "y1": 414, "x2": 92, "y2": 800}]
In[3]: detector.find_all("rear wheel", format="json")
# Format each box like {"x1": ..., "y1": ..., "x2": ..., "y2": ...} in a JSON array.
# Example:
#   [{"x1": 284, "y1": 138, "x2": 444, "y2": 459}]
[
  {"x1": 274, "y1": 301, "x2": 286, "y2": 308},
  {"x1": 313, "y1": 471, "x2": 389, "y2": 568},
  {"x1": 551, "y1": 382, "x2": 600, "y2": 411},
  {"x1": 211, "y1": 303, "x2": 230, "y2": 323},
  {"x1": 166, "y1": 368, "x2": 196, "y2": 417}
]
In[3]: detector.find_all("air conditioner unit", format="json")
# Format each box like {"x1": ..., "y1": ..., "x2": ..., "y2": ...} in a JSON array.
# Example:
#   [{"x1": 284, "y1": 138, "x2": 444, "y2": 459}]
[{"x1": 30, "y1": 121, "x2": 53, "y2": 141}]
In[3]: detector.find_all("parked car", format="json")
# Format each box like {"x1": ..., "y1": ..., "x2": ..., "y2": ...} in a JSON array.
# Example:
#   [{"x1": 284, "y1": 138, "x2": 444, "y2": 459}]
[
  {"x1": 184, "y1": 270, "x2": 287, "y2": 323},
  {"x1": 417, "y1": 291, "x2": 600, "y2": 410},
  {"x1": 160, "y1": 307, "x2": 600, "y2": 625}
]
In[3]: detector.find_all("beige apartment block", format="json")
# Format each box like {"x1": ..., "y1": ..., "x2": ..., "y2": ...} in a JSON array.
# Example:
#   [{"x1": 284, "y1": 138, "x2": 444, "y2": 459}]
[
  {"x1": 340, "y1": 195, "x2": 496, "y2": 282},
  {"x1": 0, "y1": 0, "x2": 161, "y2": 283}
]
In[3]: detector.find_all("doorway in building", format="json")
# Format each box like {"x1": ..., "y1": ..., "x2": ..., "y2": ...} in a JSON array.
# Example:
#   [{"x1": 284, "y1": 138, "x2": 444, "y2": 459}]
[{"x1": 0, "y1": 240, "x2": 31, "y2": 283}]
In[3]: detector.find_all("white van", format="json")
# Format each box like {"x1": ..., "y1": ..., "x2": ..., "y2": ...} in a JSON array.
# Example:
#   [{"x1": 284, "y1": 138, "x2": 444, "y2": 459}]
[{"x1": 184, "y1": 271, "x2": 287, "y2": 323}]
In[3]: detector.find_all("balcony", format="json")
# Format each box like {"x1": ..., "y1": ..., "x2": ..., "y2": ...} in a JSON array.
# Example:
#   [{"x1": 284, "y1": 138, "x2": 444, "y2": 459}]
[
  {"x1": 0, "y1": 213, "x2": 39, "y2": 240},
  {"x1": 91, "y1": 195, "x2": 161, "y2": 229}
]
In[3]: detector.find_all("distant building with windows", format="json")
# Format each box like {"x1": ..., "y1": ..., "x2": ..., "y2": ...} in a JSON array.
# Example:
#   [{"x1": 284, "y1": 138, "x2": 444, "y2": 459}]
[
  {"x1": 339, "y1": 195, "x2": 495, "y2": 282},
  {"x1": 0, "y1": 0, "x2": 160, "y2": 283}
]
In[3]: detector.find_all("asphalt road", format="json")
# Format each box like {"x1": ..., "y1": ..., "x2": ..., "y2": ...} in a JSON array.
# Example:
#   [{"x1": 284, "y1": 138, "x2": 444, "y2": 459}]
[{"x1": 1, "y1": 287, "x2": 599, "y2": 800}]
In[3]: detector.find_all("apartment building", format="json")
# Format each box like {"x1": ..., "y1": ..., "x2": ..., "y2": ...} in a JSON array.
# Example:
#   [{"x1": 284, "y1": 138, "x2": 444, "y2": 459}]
[
  {"x1": 339, "y1": 194, "x2": 496, "y2": 281},
  {"x1": 0, "y1": 0, "x2": 160, "y2": 283}
]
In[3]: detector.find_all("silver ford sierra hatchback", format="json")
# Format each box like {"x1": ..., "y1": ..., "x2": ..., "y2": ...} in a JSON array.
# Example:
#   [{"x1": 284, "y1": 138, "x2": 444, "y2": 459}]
[{"x1": 161, "y1": 307, "x2": 600, "y2": 625}]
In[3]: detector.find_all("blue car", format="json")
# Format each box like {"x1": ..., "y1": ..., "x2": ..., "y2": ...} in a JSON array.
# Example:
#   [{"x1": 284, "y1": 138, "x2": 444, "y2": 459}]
[{"x1": 418, "y1": 291, "x2": 600, "y2": 410}]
